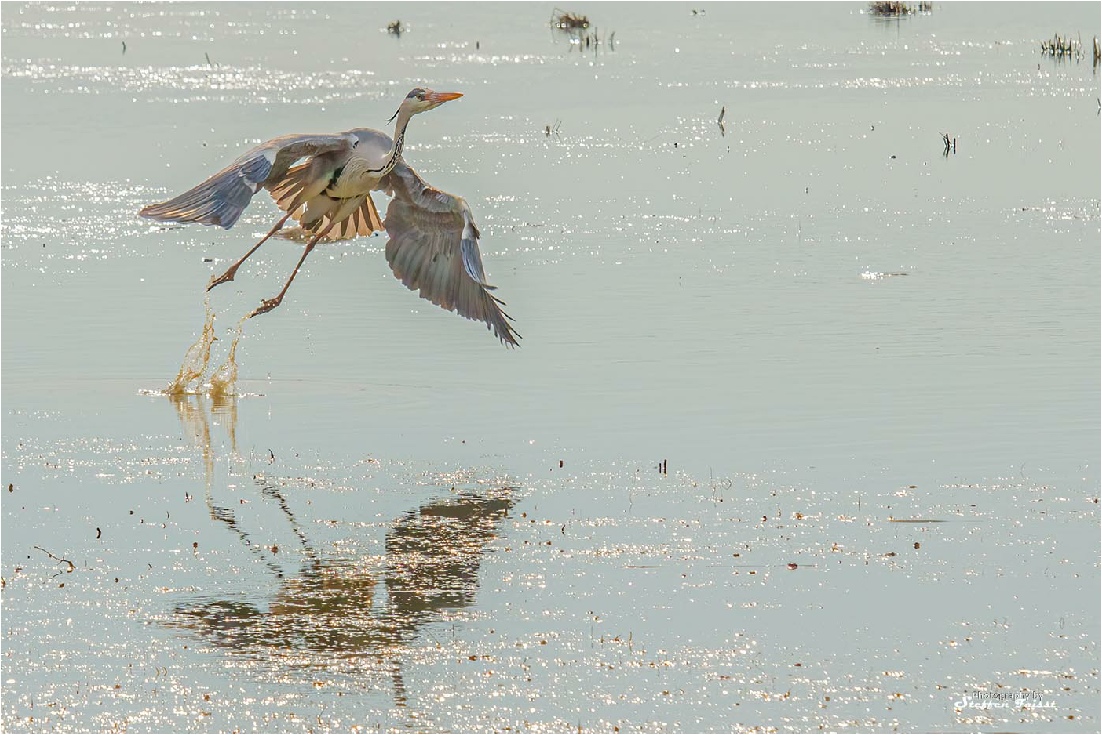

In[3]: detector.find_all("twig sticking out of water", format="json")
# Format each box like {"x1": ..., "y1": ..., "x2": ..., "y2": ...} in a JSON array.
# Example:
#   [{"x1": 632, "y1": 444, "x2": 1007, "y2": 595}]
[
  {"x1": 1040, "y1": 32, "x2": 1082, "y2": 59},
  {"x1": 868, "y1": 1, "x2": 933, "y2": 17},
  {"x1": 544, "y1": 119, "x2": 562, "y2": 137},
  {"x1": 941, "y1": 132, "x2": 956, "y2": 155},
  {"x1": 565, "y1": 27, "x2": 615, "y2": 54},
  {"x1": 1093, "y1": 35, "x2": 1100, "y2": 67}
]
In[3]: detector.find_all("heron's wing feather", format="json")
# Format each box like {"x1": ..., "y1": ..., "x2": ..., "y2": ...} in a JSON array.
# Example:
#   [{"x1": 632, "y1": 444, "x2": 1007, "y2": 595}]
[
  {"x1": 379, "y1": 162, "x2": 520, "y2": 347},
  {"x1": 268, "y1": 158, "x2": 328, "y2": 217},
  {"x1": 139, "y1": 133, "x2": 357, "y2": 229},
  {"x1": 268, "y1": 160, "x2": 384, "y2": 242}
]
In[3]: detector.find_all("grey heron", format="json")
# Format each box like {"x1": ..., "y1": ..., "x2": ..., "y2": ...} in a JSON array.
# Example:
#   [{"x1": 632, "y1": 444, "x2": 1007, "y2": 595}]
[{"x1": 140, "y1": 88, "x2": 519, "y2": 347}]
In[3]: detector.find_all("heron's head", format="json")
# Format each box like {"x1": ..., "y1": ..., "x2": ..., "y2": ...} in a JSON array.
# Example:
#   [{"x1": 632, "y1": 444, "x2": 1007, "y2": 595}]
[{"x1": 389, "y1": 87, "x2": 463, "y2": 122}]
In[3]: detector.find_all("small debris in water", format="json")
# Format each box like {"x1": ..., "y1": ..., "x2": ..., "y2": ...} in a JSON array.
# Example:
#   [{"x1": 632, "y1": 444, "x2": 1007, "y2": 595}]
[
  {"x1": 868, "y1": 1, "x2": 932, "y2": 17},
  {"x1": 914, "y1": 542, "x2": 921, "y2": 549},
  {"x1": 387, "y1": 20, "x2": 402, "y2": 37},
  {"x1": 787, "y1": 563, "x2": 798, "y2": 570},
  {"x1": 552, "y1": 8, "x2": 589, "y2": 29},
  {"x1": 34, "y1": 546, "x2": 75, "y2": 575}
]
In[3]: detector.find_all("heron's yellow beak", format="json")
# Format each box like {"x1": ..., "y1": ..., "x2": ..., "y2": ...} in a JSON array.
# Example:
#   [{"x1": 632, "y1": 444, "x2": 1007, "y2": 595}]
[{"x1": 427, "y1": 91, "x2": 463, "y2": 104}]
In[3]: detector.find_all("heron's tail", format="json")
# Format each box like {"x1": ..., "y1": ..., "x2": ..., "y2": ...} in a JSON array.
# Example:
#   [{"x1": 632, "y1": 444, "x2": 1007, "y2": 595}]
[{"x1": 269, "y1": 162, "x2": 383, "y2": 241}]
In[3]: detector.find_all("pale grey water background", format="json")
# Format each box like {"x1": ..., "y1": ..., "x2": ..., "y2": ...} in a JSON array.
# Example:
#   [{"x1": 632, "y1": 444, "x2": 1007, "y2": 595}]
[{"x1": 1, "y1": 2, "x2": 1099, "y2": 732}]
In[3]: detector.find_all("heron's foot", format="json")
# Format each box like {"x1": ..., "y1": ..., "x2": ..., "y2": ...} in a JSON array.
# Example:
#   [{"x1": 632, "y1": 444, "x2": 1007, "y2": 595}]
[
  {"x1": 207, "y1": 266, "x2": 239, "y2": 292},
  {"x1": 247, "y1": 297, "x2": 284, "y2": 319}
]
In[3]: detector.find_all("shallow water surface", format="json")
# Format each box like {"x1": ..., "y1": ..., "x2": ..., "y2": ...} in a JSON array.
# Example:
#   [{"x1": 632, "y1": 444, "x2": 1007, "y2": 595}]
[{"x1": 2, "y1": 2, "x2": 1100, "y2": 732}]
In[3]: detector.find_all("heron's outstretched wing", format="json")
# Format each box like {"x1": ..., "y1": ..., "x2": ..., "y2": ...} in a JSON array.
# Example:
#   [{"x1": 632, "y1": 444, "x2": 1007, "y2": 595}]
[
  {"x1": 379, "y1": 162, "x2": 520, "y2": 347},
  {"x1": 139, "y1": 133, "x2": 358, "y2": 229}
]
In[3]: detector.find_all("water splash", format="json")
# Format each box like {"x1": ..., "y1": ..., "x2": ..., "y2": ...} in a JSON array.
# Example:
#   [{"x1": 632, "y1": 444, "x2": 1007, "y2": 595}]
[
  {"x1": 164, "y1": 297, "x2": 218, "y2": 396},
  {"x1": 155, "y1": 297, "x2": 246, "y2": 398},
  {"x1": 209, "y1": 317, "x2": 246, "y2": 400}
]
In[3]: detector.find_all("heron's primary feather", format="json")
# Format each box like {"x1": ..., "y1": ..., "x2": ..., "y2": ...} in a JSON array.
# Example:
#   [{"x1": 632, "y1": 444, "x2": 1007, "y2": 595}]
[{"x1": 380, "y1": 162, "x2": 520, "y2": 347}]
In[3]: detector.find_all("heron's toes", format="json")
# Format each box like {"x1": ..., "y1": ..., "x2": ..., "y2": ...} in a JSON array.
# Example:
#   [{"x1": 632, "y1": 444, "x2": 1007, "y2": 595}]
[
  {"x1": 207, "y1": 269, "x2": 237, "y2": 292},
  {"x1": 247, "y1": 298, "x2": 281, "y2": 319}
]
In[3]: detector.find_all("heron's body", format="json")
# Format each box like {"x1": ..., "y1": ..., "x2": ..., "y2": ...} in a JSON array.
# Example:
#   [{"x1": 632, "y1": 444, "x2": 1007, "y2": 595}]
[
  {"x1": 139, "y1": 88, "x2": 519, "y2": 347},
  {"x1": 268, "y1": 128, "x2": 395, "y2": 238}
]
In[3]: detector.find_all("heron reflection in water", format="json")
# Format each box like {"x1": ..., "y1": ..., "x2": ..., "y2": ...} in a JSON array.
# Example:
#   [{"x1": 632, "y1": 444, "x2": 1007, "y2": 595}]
[{"x1": 170, "y1": 469, "x2": 513, "y2": 706}]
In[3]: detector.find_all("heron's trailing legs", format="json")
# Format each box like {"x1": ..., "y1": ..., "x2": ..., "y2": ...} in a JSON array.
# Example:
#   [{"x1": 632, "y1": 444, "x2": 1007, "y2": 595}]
[
  {"x1": 207, "y1": 211, "x2": 295, "y2": 291},
  {"x1": 247, "y1": 219, "x2": 338, "y2": 319}
]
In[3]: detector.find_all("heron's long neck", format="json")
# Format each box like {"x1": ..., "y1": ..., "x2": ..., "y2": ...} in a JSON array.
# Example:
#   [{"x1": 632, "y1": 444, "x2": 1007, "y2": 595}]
[{"x1": 381, "y1": 107, "x2": 414, "y2": 176}]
